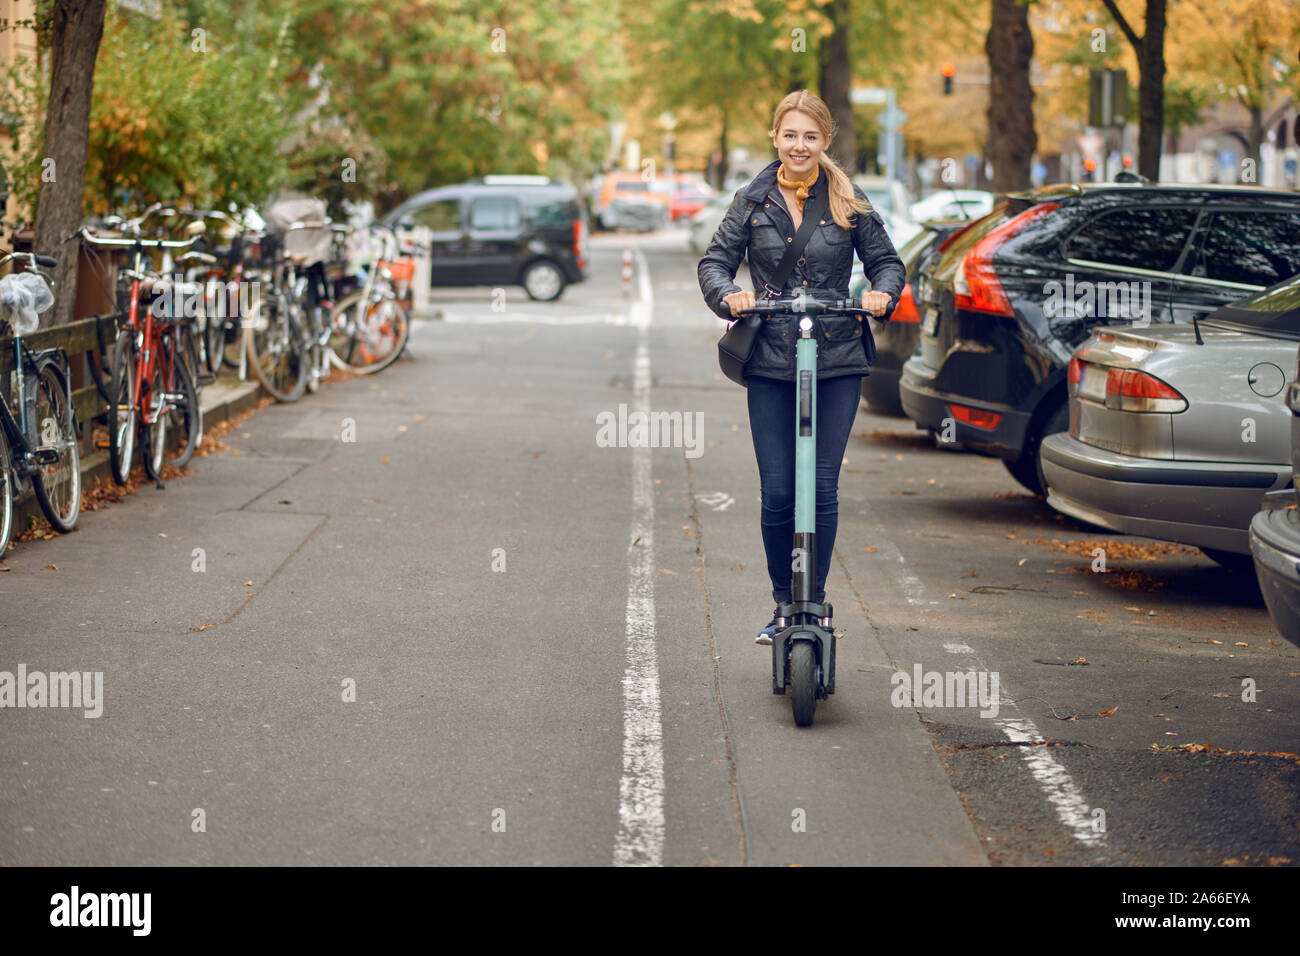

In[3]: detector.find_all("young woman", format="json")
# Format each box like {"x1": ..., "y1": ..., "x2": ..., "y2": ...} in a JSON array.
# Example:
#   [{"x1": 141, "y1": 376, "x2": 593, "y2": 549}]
[{"x1": 697, "y1": 89, "x2": 906, "y2": 644}]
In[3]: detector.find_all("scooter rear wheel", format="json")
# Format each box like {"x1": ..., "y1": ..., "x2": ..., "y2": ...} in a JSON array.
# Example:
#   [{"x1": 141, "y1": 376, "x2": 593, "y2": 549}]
[{"x1": 790, "y1": 641, "x2": 817, "y2": 727}]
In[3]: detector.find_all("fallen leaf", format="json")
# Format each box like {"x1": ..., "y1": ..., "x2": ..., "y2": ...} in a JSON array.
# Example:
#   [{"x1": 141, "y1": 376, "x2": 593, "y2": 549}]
[
  {"x1": 244, "y1": 580, "x2": 253, "y2": 586},
  {"x1": 381, "y1": 458, "x2": 390, "y2": 464},
  {"x1": 1234, "y1": 642, "x2": 1249, "y2": 648},
  {"x1": 1098, "y1": 706, "x2": 1118, "y2": 717},
  {"x1": 44, "y1": 564, "x2": 57, "y2": 570},
  {"x1": 863, "y1": 546, "x2": 877, "y2": 552},
  {"x1": 1207, "y1": 638, "x2": 1223, "y2": 645},
  {"x1": 656, "y1": 568, "x2": 678, "y2": 575}
]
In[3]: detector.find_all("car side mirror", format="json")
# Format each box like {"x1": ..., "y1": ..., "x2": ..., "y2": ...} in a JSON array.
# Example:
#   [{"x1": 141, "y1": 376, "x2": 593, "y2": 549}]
[{"x1": 397, "y1": 215, "x2": 415, "y2": 231}]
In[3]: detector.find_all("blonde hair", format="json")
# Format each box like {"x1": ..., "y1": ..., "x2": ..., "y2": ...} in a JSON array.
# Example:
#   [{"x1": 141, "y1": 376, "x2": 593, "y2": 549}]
[{"x1": 770, "y1": 90, "x2": 872, "y2": 230}]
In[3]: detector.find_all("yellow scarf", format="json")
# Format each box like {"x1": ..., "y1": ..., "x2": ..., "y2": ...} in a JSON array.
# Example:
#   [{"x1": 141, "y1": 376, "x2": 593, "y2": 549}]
[{"x1": 776, "y1": 163, "x2": 820, "y2": 215}]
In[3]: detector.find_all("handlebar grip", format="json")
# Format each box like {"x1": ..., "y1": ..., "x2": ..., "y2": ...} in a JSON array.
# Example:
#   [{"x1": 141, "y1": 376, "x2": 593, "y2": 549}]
[{"x1": 35, "y1": 255, "x2": 58, "y2": 268}]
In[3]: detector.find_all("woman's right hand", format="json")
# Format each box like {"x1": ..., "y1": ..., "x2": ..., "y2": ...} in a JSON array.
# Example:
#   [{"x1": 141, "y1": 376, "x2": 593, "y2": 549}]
[{"x1": 723, "y1": 290, "x2": 757, "y2": 317}]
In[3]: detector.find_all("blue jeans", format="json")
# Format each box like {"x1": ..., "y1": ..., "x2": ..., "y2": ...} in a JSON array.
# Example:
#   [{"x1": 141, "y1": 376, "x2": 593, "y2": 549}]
[{"x1": 747, "y1": 373, "x2": 862, "y2": 606}]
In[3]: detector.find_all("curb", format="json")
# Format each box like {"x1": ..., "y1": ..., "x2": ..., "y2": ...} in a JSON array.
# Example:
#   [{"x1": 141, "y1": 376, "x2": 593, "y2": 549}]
[{"x1": 9, "y1": 375, "x2": 266, "y2": 535}]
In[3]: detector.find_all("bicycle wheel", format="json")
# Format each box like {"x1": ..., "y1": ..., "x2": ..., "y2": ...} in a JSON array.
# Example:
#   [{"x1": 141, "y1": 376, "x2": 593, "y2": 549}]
[
  {"x1": 108, "y1": 330, "x2": 138, "y2": 486},
  {"x1": 0, "y1": 425, "x2": 13, "y2": 559},
  {"x1": 141, "y1": 363, "x2": 166, "y2": 480},
  {"x1": 246, "y1": 298, "x2": 308, "y2": 402},
  {"x1": 163, "y1": 353, "x2": 202, "y2": 468},
  {"x1": 32, "y1": 362, "x2": 80, "y2": 533},
  {"x1": 328, "y1": 289, "x2": 410, "y2": 374},
  {"x1": 179, "y1": 319, "x2": 209, "y2": 388}
]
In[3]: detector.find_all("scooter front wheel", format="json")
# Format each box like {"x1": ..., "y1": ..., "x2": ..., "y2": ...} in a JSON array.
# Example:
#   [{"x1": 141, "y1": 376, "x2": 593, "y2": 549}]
[{"x1": 790, "y1": 640, "x2": 817, "y2": 727}]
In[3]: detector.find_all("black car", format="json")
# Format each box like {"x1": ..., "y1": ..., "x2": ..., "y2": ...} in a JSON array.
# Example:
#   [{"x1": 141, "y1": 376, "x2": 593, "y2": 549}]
[
  {"x1": 900, "y1": 180, "x2": 1300, "y2": 494},
  {"x1": 851, "y1": 218, "x2": 971, "y2": 415},
  {"x1": 382, "y1": 175, "x2": 588, "y2": 301}
]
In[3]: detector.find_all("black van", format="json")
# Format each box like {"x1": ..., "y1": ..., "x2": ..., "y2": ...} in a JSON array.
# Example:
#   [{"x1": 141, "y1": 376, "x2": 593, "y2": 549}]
[{"x1": 381, "y1": 175, "x2": 588, "y2": 301}]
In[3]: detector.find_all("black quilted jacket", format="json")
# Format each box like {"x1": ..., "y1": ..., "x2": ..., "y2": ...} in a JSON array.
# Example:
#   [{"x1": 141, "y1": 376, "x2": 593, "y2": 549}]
[{"x1": 697, "y1": 160, "x2": 906, "y2": 382}]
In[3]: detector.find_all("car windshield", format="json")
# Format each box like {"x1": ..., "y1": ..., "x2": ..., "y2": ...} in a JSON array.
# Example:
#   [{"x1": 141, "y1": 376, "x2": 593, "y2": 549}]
[
  {"x1": 895, "y1": 227, "x2": 937, "y2": 269},
  {"x1": 1211, "y1": 271, "x2": 1300, "y2": 338}
]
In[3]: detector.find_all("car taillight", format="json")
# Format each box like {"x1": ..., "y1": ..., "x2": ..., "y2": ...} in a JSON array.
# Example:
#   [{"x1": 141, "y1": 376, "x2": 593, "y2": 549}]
[
  {"x1": 573, "y1": 218, "x2": 587, "y2": 269},
  {"x1": 892, "y1": 283, "x2": 920, "y2": 323},
  {"x1": 1102, "y1": 368, "x2": 1187, "y2": 413},
  {"x1": 953, "y1": 202, "x2": 1060, "y2": 317},
  {"x1": 948, "y1": 403, "x2": 1002, "y2": 430}
]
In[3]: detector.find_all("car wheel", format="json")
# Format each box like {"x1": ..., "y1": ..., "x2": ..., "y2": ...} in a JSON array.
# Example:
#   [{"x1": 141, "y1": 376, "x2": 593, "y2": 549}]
[
  {"x1": 522, "y1": 260, "x2": 565, "y2": 302},
  {"x1": 1002, "y1": 399, "x2": 1068, "y2": 497},
  {"x1": 1033, "y1": 400, "x2": 1070, "y2": 498}
]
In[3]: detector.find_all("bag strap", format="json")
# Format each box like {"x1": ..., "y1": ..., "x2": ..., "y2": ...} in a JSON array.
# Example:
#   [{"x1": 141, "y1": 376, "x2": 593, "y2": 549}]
[{"x1": 761, "y1": 179, "x2": 830, "y2": 300}]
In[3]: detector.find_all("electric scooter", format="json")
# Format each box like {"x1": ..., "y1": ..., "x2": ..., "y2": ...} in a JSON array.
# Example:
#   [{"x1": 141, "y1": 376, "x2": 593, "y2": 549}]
[{"x1": 736, "y1": 296, "x2": 875, "y2": 727}]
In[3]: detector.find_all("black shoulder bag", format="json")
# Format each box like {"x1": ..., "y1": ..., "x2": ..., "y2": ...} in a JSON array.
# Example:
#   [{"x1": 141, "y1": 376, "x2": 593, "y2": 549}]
[{"x1": 717, "y1": 183, "x2": 830, "y2": 387}]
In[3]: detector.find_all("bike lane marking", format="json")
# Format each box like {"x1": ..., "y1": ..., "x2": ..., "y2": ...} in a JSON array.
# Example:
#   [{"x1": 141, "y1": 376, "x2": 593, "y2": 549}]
[{"x1": 614, "y1": 246, "x2": 666, "y2": 866}]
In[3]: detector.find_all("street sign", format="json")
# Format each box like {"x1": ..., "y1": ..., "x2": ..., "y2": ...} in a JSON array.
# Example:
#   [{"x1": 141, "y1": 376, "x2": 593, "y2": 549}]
[
  {"x1": 851, "y1": 88, "x2": 888, "y2": 105},
  {"x1": 1089, "y1": 69, "x2": 1128, "y2": 127}
]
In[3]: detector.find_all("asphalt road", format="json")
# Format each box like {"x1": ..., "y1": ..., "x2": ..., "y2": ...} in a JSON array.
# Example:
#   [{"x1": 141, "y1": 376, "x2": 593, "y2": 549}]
[{"x1": 1, "y1": 229, "x2": 1297, "y2": 866}]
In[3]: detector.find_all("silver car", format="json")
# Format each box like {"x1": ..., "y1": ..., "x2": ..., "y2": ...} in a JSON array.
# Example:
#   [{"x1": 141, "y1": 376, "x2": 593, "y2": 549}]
[{"x1": 1040, "y1": 285, "x2": 1298, "y2": 569}]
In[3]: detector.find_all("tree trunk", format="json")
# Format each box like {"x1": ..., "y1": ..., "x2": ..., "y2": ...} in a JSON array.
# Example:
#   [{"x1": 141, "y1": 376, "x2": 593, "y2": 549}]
[
  {"x1": 33, "y1": 0, "x2": 108, "y2": 327},
  {"x1": 1135, "y1": 0, "x2": 1166, "y2": 182},
  {"x1": 818, "y1": 0, "x2": 856, "y2": 173},
  {"x1": 1246, "y1": 103, "x2": 1263, "y2": 175},
  {"x1": 985, "y1": 0, "x2": 1036, "y2": 192},
  {"x1": 718, "y1": 107, "x2": 729, "y2": 191}
]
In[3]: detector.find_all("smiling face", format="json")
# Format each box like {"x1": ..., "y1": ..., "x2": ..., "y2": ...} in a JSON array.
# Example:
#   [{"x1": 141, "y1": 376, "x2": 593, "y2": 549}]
[{"x1": 772, "y1": 108, "x2": 828, "y2": 177}]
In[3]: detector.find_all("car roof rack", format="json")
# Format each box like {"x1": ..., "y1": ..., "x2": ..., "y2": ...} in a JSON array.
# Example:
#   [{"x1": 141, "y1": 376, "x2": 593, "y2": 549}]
[{"x1": 477, "y1": 175, "x2": 552, "y2": 186}]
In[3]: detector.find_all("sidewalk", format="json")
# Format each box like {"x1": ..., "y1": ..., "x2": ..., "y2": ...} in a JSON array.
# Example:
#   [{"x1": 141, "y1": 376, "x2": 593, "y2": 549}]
[{"x1": 9, "y1": 372, "x2": 266, "y2": 537}]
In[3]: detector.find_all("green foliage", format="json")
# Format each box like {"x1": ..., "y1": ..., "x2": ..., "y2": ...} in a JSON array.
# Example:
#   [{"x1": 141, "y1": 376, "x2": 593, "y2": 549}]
[
  {"x1": 85, "y1": 2, "x2": 292, "y2": 214},
  {"x1": 0, "y1": 55, "x2": 49, "y2": 217},
  {"x1": 291, "y1": 0, "x2": 627, "y2": 209}
]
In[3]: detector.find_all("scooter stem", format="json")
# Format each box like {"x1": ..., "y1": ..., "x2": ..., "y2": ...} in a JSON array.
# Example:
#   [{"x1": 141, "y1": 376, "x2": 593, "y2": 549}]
[{"x1": 793, "y1": 316, "x2": 816, "y2": 606}]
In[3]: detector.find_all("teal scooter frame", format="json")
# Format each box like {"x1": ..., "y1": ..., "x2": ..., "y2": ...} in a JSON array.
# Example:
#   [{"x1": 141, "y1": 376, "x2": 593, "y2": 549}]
[{"x1": 737, "y1": 296, "x2": 875, "y2": 726}]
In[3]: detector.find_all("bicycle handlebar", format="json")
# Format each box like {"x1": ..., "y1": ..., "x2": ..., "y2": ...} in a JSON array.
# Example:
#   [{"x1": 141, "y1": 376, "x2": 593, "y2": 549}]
[
  {"x1": 71, "y1": 226, "x2": 201, "y2": 250},
  {"x1": 0, "y1": 250, "x2": 57, "y2": 270}
]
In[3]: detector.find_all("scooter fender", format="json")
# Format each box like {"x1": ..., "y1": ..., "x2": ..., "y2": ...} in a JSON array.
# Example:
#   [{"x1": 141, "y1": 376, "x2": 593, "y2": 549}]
[{"x1": 772, "y1": 624, "x2": 836, "y2": 696}]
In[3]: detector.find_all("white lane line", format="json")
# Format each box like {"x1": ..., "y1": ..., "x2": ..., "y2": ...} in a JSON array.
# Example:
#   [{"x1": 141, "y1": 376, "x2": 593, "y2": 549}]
[
  {"x1": 866, "y1": 522, "x2": 1105, "y2": 849},
  {"x1": 866, "y1": 537, "x2": 929, "y2": 606},
  {"x1": 997, "y1": 717, "x2": 1106, "y2": 847},
  {"x1": 614, "y1": 246, "x2": 664, "y2": 866}
]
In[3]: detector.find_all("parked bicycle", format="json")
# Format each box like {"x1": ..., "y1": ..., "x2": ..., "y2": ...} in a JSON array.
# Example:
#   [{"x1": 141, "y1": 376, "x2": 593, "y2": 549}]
[
  {"x1": 0, "y1": 248, "x2": 80, "y2": 557},
  {"x1": 75, "y1": 208, "x2": 204, "y2": 485},
  {"x1": 328, "y1": 222, "x2": 411, "y2": 375}
]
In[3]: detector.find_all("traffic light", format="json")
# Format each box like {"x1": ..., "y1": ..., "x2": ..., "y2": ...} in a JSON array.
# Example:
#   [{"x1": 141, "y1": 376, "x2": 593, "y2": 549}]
[{"x1": 942, "y1": 63, "x2": 955, "y2": 96}]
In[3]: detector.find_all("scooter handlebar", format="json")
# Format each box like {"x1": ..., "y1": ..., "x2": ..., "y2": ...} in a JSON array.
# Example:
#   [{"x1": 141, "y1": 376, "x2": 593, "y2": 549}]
[{"x1": 735, "y1": 296, "x2": 879, "y2": 318}]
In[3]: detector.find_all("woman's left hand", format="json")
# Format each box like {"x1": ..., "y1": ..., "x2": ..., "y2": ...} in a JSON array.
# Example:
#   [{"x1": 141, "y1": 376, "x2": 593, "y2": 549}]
[{"x1": 860, "y1": 290, "x2": 892, "y2": 317}]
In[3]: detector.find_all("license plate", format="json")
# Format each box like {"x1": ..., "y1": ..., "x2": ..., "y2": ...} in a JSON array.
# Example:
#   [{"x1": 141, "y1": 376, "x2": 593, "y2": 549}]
[
  {"x1": 1077, "y1": 363, "x2": 1108, "y2": 403},
  {"x1": 920, "y1": 306, "x2": 939, "y2": 337}
]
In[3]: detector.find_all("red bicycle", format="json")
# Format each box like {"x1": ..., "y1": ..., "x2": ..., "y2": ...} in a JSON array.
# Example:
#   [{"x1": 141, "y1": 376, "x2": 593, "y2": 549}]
[{"x1": 75, "y1": 207, "x2": 204, "y2": 485}]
